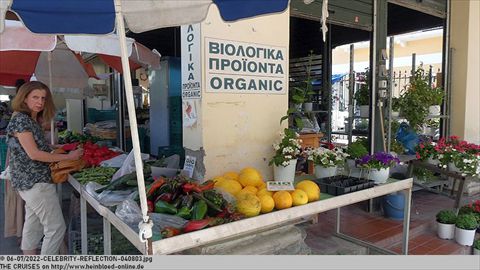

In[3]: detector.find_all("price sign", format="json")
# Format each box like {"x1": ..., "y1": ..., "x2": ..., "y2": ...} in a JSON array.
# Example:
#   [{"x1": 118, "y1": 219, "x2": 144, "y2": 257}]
[
  {"x1": 266, "y1": 181, "x2": 294, "y2": 191},
  {"x1": 183, "y1": 155, "x2": 196, "y2": 178}
]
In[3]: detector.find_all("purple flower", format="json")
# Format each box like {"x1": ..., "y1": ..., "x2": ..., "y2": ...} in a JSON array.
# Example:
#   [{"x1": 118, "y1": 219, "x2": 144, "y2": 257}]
[{"x1": 356, "y1": 152, "x2": 400, "y2": 169}]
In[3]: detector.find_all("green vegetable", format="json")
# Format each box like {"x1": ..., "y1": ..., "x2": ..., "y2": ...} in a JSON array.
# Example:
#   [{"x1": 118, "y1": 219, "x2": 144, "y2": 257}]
[
  {"x1": 96, "y1": 172, "x2": 137, "y2": 192},
  {"x1": 192, "y1": 200, "x2": 207, "y2": 220},
  {"x1": 154, "y1": 200, "x2": 178, "y2": 214},
  {"x1": 176, "y1": 206, "x2": 192, "y2": 219}
]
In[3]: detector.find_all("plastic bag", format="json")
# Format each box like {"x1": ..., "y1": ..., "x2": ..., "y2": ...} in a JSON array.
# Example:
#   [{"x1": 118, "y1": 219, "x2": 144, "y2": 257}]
[
  {"x1": 85, "y1": 182, "x2": 135, "y2": 207},
  {"x1": 396, "y1": 122, "x2": 419, "y2": 155},
  {"x1": 112, "y1": 150, "x2": 150, "y2": 181},
  {"x1": 115, "y1": 199, "x2": 143, "y2": 232},
  {"x1": 115, "y1": 199, "x2": 188, "y2": 232}
]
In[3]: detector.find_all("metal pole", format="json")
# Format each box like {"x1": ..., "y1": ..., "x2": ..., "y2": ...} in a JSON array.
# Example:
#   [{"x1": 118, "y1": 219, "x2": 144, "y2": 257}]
[
  {"x1": 114, "y1": 0, "x2": 151, "y2": 252},
  {"x1": 369, "y1": 0, "x2": 378, "y2": 154},
  {"x1": 411, "y1": 53, "x2": 416, "y2": 81},
  {"x1": 402, "y1": 188, "x2": 412, "y2": 255},
  {"x1": 387, "y1": 36, "x2": 394, "y2": 152},
  {"x1": 348, "y1": 44, "x2": 354, "y2": 144},
  {"x1": 442, "y1": 0, "x2": 452, "y2": 138}
]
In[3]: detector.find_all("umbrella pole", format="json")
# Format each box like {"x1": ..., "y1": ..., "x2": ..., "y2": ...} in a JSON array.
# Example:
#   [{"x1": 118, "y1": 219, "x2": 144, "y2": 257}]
[
  {"x1": 47, "y1": 51, "x2": 62, "y2": 204},
  {"x1": 114, "y1": 0, "x2": 152, "y2": 254}
]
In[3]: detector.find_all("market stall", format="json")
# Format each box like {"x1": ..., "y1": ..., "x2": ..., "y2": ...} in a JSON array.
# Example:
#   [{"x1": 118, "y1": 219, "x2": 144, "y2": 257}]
[{"x1": 67, "y1": 172, "x2": 412, "y2": 255}]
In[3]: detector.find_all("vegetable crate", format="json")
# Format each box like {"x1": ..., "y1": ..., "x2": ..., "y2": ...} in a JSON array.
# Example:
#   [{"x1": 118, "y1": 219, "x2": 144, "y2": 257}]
[{"x1": 68, "y1": 216, "x2": 140, "y2": 255}]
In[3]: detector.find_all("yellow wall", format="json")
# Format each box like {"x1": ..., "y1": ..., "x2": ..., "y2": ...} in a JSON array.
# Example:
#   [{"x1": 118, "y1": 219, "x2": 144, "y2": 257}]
[
  {"x1": 450, "y1": 0, "x2": 480, "y2": 143},
  {"x1": 185, "y1": 6, "x2": 290, "y2": 180}
]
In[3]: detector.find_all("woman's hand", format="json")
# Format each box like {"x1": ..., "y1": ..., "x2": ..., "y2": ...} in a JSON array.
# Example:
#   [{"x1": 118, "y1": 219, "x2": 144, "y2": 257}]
[{"x1": 67, "y1": 148, "x2": 83, "y2": 160}]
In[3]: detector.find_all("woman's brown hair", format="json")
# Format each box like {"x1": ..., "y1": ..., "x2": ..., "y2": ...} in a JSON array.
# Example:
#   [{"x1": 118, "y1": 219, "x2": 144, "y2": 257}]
[{"x1": 12, "y1": 81, "x2": 56, "y2": 123}]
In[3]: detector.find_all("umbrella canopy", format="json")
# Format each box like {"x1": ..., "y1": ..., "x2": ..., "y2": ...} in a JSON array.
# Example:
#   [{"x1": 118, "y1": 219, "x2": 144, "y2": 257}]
[
  {"x1": 0, "y1": 0, "x2": 289, "y2": 33},
  {"x1": 0, "y1": 20, "x2": 161, "y2": 87}
]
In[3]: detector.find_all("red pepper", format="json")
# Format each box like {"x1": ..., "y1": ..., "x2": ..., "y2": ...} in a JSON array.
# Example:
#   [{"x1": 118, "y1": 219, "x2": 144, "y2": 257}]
[
  {"x1": 147, "y1": 177, "x2": 166, "y2": 197},
  {"x1": 147, "y1": 200, "x2": 154, "y2": 212},
  {"x1": 161, "y1": 227, "x2": 181, "y2": 238},
  {"x1": 154, "y1": 193, "x2": 173, "y2": 203},
  {"x1": 183, "y1": 218, "x2": 213, "y2": 233},
  {"x1": 62, "y1": 142, "x2": 79, "y2": 151},
  {"x1": 198, "y1": 180, "x2": 215, "y2": 192}
]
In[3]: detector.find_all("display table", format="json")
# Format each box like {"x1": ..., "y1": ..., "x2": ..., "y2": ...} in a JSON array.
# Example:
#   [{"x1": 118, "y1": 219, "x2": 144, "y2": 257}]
[
  {"x1": 68, "y1": 175, "x2": 413, "y2": 255},
  {"x1": 298, "y1": 133, "x2": 323, "y2": 174}
]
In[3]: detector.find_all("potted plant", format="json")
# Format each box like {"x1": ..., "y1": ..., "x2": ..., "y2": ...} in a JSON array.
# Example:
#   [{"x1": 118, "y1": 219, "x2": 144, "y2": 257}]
[
  {"x1": 356, "y1": 152, "x2": 400, "y2": 184},
  {"x1": 354, "y1": 70, "x2": 370, "y2": 118},
  {"x1": 399, "y1": 67, "x2": 431, "y2": 132},
  {"x1": 391, "y1": 97, "x2": 401, "y2": 118},
  {"x1": 435, "y1": 209, "x2": 456, "y2": 239},
  {"x1": 345, "y1": 140, "x2": 368, "y2": 175},
  {"x1": 459, "y1": 200, "x2": 480, "y2": 231},
  {"x1": 415, "y1": 140, "x2": 439, "y2": 165},
  {"x1": 473, "y1": 239, "x2": 480, "y2": 255},
  {"x1": 426, "y1": 86, "x2": 444, "y2": 116},
  {"x1": 306, "y1": 147, "x2": 346, "y2": 178},
  {"x1": 269, "y1": 128, "x2": 302, "y2": 183},
  {"x1": 454, "y1": 213, "x2": 478, "y2": 246}
]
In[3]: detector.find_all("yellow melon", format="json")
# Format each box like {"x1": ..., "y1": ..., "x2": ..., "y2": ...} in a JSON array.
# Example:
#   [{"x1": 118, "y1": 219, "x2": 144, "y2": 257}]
[
  {"x1": 215, "y1": 179, "x2": 242, "y2": 195},
  {"x1": 236, "y1": 193, "x2": 261, "y2": 217},
  {"x1": 273, "y1": 191, "x2": 292, "y2": 209},
  {"x1": 291, "y1": 189, "x2": 309, "y2": 206},
  {"x1": 238, "y1": 167, "x2": 263, "y2": 187},
  {"x1": 212, "y1": 176, "x2": 227, "y2": 184},
  {"x1": 256, "y1": 188, "x2": 273, "y2": 197},
  {"x1": 257, "y1": 181, "x2": 267, "y2": 189},
  {"x1": 258, "y1": 195, "x2": 275, "y2": 213},
  {"x1": 223, "y1": 171, "x2": 239, "y2": 181},
  {"x1": 295, "y1": 180, "x2": 320, "y2": 202},
  {"x1": 242, "y1": 185, "x2": 258, "y2": 194}
]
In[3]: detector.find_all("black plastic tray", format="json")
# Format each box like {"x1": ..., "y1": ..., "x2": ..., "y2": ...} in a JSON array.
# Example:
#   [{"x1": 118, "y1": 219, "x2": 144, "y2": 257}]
[{"x1": 313, "y1": 176, "x2": 375, "y2": 196}]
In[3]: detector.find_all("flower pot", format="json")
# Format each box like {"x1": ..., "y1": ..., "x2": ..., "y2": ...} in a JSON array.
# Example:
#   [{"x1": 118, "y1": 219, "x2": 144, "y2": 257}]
[
  {"x1": 437, "y1": 222, "x2": 455, "y2": 240},
  {"x1": 391, "y1": 111, "x2": 400, "y2": 118},
  {"x1": 303, "y1": 102, "x2": 313, "y2": 112},
  {"x1": 454, "y1": 227, "x2": 476, "y2": 246},
  {"x1": 427, "y1": 157, "x2": 440, "y2": 166},
  {"x1": 367, "y1": 167, "x2": 390, "y2": 184},
  {"x1": 359, "y1": 105, "x2": 369, "y2": 118},
  {"x1": 428, "y1": 105, "x2": 441, "y2": 116},
  {"x1": 448, "y1": 162, "x2": 461, "y2": 173},
  {"x1": 273, "y1": 159, "x2": 297, "y2": 183},
  {"x1": 345, "y1": 159, "x2": 362, "y2": 177},
  {"x1": 314, "y1": 165, "x2": 337, "y2": 179}
]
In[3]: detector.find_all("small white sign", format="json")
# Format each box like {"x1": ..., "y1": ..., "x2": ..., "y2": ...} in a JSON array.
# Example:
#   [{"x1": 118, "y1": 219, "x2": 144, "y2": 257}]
[
  {"x1": 266, "y1": 181, "x2": 294, "y2": 191},
  {"x1": 183, "y1": 155, "x2": 196, "y2": 178},
  {"x1": 183, "y1": 100, "x2": 197, "y2": 127}
]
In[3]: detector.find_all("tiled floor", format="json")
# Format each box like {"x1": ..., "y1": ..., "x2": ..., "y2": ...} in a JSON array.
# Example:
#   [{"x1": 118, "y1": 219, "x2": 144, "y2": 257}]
[
  {"x1": 304, "y1": 190, "x2": 478, "y2": 255},
  {"x1": 1, "y1": 182, "x2": 478, "y2": 255}
]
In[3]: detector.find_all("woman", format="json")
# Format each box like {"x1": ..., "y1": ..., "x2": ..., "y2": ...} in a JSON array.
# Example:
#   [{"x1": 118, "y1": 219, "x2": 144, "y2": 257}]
[{"x1": 6, "y1": 81, "x2": 83, "y2": 255}]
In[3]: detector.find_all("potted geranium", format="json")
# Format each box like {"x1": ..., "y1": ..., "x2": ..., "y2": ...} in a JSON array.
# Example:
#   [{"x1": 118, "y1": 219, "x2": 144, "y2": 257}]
[
  {"x1": 454, "y1": 213, "x2": 478, "y2": 246},
  {"x1": 306, "y1": 147, "x2": 346, "y2": 178},
  {"x1": 415, "y1": 140, "x2": 439, "y2": 166},
  {"x1": 435, "y1": 210, "x2": 456, "y2": 240},
  {"x1": 459, "y1": 200, "x2": 480, "y2": 232},
  {"x1": 356, "y1": 152, "x2": 400, "y2": 184},
  {"x1": 269, "y1": 128, "x2": 302, "y2": 182}
]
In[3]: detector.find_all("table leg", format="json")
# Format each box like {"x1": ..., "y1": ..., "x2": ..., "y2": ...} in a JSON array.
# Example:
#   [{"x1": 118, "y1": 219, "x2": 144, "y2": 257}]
[
  {"x1": 80, "y1": 195, "x2": 87, "y2": 255},
  {"x1": 335, "y1": 207, "x2": 341, "y2": 234},
  {"x1": 402, "y1": 188, "x2": 412, "y2": 255},
  {"x1": 103, "y1": 218, "x2": 112, "y2": 255},
  {"x1": 454, "y1": 178, "x2": 466, "y2": 210}
]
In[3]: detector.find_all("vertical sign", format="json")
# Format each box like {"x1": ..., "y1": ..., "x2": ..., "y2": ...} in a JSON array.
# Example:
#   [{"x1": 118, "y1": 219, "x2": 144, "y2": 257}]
[
  {"x1": 183, "y1": 155, "x2": 197, "y2": 178},
  {"x1": 181, "y1": 24, "x2": 201, "y2": 99}
]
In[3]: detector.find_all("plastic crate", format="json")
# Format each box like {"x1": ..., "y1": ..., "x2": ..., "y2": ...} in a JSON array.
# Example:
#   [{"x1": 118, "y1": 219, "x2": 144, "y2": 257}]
[
  {"x1": 68, "y1": 216, "x2": 140, "y2": 255},
  {"x1": 313, "y1": 176, "x2": 374, "y2": 196}
]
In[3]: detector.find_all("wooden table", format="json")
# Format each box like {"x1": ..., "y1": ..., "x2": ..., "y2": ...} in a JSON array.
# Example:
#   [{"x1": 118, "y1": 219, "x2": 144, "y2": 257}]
[
  {"x1": 407, "y1": 160, "x2": 467, "y2": 210},
  {"x1": 69, "y1": 175, "x2": 413, "y2": 255},
  {"x1": 299, "y1": 133, "x2": 323, "y2": 174}
]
